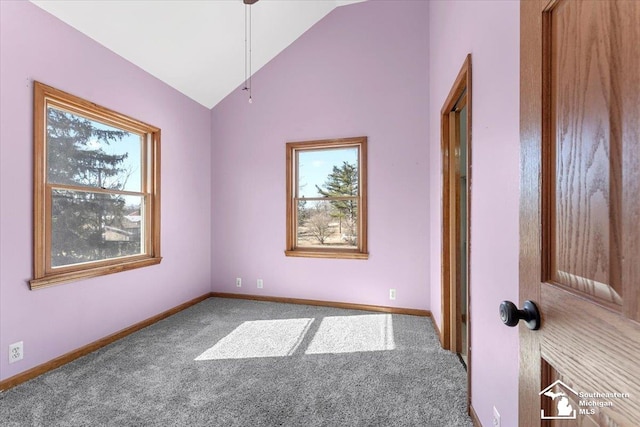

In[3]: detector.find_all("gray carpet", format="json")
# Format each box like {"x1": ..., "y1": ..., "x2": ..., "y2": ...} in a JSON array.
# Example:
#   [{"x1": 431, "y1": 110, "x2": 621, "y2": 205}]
[{"x1": 0, "y1": 298, "x2": 473, "y2": 426}]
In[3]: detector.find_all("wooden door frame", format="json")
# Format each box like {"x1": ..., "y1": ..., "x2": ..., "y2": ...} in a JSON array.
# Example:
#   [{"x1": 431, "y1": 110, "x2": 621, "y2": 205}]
[
  {"x1": 519, "y1": 1, "x2": 543, "y2": 424},
  {"x1": 440, "y1": 54, "x2": 472, "y2": 404}
]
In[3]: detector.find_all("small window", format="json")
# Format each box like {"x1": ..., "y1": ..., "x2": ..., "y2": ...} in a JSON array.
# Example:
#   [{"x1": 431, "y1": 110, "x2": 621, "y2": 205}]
[
  {"x1": 286, "y1": 137, "x2": 368, "y2": 259},
  {"x1": 31, "y1": 82, "x2": 161, "y2": 289}
]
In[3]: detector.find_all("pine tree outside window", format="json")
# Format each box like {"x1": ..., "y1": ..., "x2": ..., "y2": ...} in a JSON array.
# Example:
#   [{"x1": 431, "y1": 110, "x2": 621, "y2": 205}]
[
  {"x1": 31, "y1": 82, "x2": 161, "y2": 289},
  {"x1": 285, "y1": 137, "x2": 368, "y2": 259}
]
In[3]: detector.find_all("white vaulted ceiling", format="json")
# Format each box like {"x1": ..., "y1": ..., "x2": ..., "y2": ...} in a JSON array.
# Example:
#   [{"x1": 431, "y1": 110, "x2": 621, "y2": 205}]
[{"x1": 30, "y1": 0, "x2": 365, "y2": 109}]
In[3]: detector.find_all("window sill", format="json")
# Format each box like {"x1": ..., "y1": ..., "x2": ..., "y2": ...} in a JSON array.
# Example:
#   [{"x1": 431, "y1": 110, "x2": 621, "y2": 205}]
[
  {"x1": 284, "y1": 250, "x2": 369, "y2": 260},
  {"x1": 30, "y1": 257, "x2": 162, "y2": 290}
]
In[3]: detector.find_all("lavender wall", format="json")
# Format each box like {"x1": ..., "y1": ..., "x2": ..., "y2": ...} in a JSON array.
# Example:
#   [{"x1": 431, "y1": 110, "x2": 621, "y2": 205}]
[
  {"x1": 428, "y1": 1, "x2": 520, "y2": 426},
  {"x1": 211, "y1": 1, "x2": 430, "y2": 309},
  {"x1": 0, "y1": 1, "x2": 212, "y2": 381}
]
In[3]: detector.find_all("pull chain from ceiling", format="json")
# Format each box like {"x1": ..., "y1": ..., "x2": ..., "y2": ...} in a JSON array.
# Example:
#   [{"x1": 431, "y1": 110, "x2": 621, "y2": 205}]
[{"x1": 242, "y1": 2, "x2": 253, "y2": 104}]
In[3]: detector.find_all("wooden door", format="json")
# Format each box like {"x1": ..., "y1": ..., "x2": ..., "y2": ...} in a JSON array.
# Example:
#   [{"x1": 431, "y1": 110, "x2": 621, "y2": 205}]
[{"x1": 520, "y1": 1, "x2": 640, "y2": 426}]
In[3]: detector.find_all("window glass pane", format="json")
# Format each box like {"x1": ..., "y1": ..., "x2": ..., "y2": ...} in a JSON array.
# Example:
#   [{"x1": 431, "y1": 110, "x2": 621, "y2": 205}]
[
  {"x1": 51, "y1": 189, "x2": 144, "y2": 267},
  {"x1": 296, "y1": 199, "x2": 358, "y2": 249},
  {"x1": 46, "y1": 106, "x2": 142, "y2": 192},
  {"x1": 298, "y1": 147, "x2": 358, "y2": 198}
]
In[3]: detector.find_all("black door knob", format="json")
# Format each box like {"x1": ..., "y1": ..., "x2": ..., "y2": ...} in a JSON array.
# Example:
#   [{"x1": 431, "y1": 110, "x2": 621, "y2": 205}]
[{"x1": 499, "y1": 300, "x2": 541, "y2": 330}]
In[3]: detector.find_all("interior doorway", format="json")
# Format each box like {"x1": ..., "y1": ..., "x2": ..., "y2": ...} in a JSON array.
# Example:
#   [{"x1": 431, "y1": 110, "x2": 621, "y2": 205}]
[
  {"x1": 457, "y1": 102, "x2": 469, "y2": 366},
  {"x1": 440, "y1": 55, "x2": 471, "y2": 379}
]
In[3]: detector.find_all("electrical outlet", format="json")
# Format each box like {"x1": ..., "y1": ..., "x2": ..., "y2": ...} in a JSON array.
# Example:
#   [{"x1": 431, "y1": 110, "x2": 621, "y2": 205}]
[
  {"x1": 236, "y1": 277, "x2": 242, "y2": 287},
  {"x1": 389, "y1": 289, "x2": 396, "y2": 300},
  {"x1": 9, "y1": 341, "x2": 23, "y2": 364},
  {"x1": 257, "y1": 279, "x2": 263, "y2": 289},
  {"x1": 493, "y1": 406, "x2": 500, "y2": 427}
]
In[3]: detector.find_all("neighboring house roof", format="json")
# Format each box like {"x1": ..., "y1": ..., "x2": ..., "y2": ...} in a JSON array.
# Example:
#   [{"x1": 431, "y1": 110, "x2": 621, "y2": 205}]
[{"x1": 103, "y1": 226, "x2": 133, "y2": 242}]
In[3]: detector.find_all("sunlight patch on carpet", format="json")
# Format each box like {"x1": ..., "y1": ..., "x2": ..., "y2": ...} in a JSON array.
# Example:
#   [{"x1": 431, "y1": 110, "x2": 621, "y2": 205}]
[
  {"x1": 305, "y1": 314, "x2": 395, "y2": 354},
  {"x1": 195, "y1": 318, "x2": 314, "y2": 360}
]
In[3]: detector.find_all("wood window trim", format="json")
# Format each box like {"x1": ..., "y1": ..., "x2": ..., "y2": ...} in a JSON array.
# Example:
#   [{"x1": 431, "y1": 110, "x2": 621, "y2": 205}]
[
  {"x1": 285, "y1": 136, "x2": 368, "y2": 260},
  {"x1": 31, "y1": 82, "x2": 161, "y2": 290}
]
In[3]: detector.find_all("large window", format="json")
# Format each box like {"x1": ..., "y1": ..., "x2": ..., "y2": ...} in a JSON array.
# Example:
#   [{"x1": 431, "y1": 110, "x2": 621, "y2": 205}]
[
  {"x1": 286, "y1": 136, "x2": 368, "y2": 259},
  {"x1": 31, "y1": 82, "x2": 161, "y2": 289}
]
